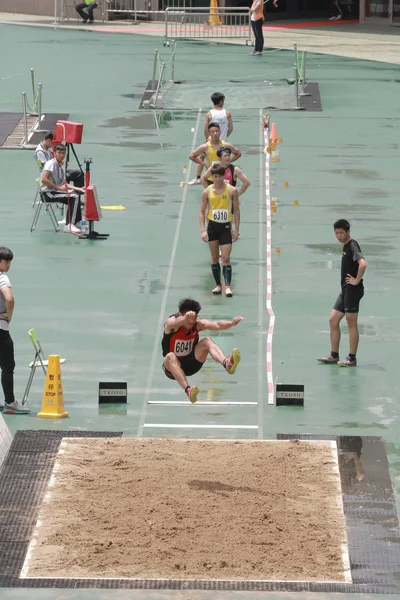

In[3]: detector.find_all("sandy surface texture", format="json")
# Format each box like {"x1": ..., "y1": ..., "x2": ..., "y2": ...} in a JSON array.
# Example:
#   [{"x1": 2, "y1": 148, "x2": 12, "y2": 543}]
[{"x1": 25, "y1": 438, "x2": 348, "y2": 581}]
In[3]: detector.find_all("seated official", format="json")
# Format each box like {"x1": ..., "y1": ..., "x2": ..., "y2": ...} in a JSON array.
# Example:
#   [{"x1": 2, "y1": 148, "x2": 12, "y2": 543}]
[
  {"x1": 41, "y1": 144, "x2": 84, "y2": 234},
  {"x1": 34, "y1": 131, "x2": 84, "y2": 188},
  {"x1": 34, "y1": 133, "x2": 54, "y2": 171},
  {"x1": 76, "y1": 0, "x2": 98, "y2": 23}
]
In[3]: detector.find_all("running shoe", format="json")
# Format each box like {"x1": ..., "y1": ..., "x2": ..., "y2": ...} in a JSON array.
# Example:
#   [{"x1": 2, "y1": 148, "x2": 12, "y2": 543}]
[
  {"x1": 225, "y1": 348, "x2": 241, "y2": 375},
  {"x1": 0, "y1": 404, "x2": 3, "y2": 412},
  {"x1": 188, "y1": 177, "x2": 201, "y2": 186},
  {"x1": 338, "y1": 356, "x2": 357, "y2": 367},
  {"x1": 186, "y1": 385, "x2": 199, "y2": 404},
  {"x1": 316, "y1": 355, "x2": 339, "y2": 364},
  {"x1": 4, "y1": 401, "x2": 31, "y2": 415},
  {"x1": 212, "y1": 285, "x2": 222, "y2": 295},
  {"x1": 225, "y1": 286, "x2": 233, "y2": 297}
]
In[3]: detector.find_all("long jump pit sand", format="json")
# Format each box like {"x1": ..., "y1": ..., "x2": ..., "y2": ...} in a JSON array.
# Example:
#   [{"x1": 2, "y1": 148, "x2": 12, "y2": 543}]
[{"x1": 21, "y1": 438, "x2": 351, "y2": 583}]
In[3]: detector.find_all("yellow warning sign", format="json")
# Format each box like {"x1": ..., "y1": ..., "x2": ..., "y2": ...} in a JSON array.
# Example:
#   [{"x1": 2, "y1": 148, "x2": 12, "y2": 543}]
[
  {"x1": 100, "y1": 205, "x2": 126, "y2": 210},
  {"x1": 37, "y1": 355, "x2": 69, "y2": 419}
]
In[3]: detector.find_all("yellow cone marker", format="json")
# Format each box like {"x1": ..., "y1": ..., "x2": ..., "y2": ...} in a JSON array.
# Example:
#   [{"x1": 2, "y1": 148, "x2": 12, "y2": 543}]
[
  {"x1": 272, "y1": 206, "x2": 277, "y2": 214},
  {"x1": 276, "y1": 157, "x2": 281, "y2": 163},
  {"x1": 180, "y1": 182, "x2": 185, "y2": 187},
  {"x1": 276, "y1": 247, "x2": 281, "y2": 254},
  {"x1": 294, "y1": 200, "x2": 299, "y2": 206},
  {"x1": 284, "y1": 182, "x2": 289, "y2": 187},
  {"x1": 37, "y1": 355, "x2": 69, "y2": 419},
  {"x1": 278, "y1": 137, "x2": 283, "y2": 143}
]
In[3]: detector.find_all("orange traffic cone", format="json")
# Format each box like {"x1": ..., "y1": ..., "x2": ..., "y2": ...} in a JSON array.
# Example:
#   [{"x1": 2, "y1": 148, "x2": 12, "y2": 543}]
[
  {"x1": 269, "y1": 122, "x2": 277, "y2": 144},
  {"x1": 208, "y1": 0, "x2": 221, "y2": 26}
]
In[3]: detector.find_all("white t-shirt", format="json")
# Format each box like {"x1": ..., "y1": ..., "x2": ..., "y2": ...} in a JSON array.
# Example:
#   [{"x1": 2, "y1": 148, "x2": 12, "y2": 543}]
[
  {"x1": 41, "y1": 158, "x2": 66, "y2": 191},
  {"x1": 210, "y1": 108, "x2": 229, "y2": 141},
  {"x1": 34, "y1": 143, "x2": 53, "y2": 169},
  {"x1": 0, "y1": 273, "x2": 11, "y2": 331}
]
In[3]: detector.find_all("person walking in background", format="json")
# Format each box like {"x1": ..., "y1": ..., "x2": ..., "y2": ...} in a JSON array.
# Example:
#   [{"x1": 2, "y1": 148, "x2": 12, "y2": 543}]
[
  {"x1": 250, "y1": 0, "x2": 278, "y2": 56},
  {"x1": 204, "y1": 93, "x2": 233, "y2": 143},
  {"x1": 0, "y1": 247, "x2": 30, "y2": 415},
  {"x1": 317, "y1": 219, "x2": 367, "y2": 367}
]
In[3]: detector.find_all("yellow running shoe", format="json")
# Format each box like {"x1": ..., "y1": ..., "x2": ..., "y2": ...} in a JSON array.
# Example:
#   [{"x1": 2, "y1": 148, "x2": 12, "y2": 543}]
[
  {"x1": 225, "y1": 348, "x2": 241, "y2": 375},
  {"x1": 186, "y1": 385, "x2": 199, "y2": 404}
]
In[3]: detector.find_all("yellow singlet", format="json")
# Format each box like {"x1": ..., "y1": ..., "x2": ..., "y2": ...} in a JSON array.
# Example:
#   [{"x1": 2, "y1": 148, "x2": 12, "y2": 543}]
[
  {"x1": 207, "y1": 183, "x2": 232, "y2": 223},
  {"x1": 205, "y1": 140, "x2": 226, "y2": 181}
]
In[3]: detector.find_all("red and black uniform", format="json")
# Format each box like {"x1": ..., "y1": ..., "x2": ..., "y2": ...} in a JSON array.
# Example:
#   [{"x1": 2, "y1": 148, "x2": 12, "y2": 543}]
[
  {"x1": 223, "y1": 164, "x2": 236, "y2": 187},
  {"x1": 161, "y1": 314, "x2": 204, "y2": 379}
]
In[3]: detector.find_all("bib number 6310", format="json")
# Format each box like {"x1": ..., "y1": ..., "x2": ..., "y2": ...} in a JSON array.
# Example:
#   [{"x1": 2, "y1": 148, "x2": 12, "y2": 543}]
[{"x1": 212, "y1": 209, "x2": 229, "y2": 222}]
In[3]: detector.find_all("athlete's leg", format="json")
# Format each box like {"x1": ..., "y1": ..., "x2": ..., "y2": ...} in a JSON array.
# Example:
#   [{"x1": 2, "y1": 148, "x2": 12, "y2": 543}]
[
  {"x1": 345, "y1": 312, "x2": 359, "y2": 356},
  {"x1": 209, "y1": 239, "x2": 222, "y2": 293},
  {"x1": 194, "y1": 338, "x2": 241, "y2": 374},
  {"x1": 330, "y1": 309, "x2": 345, "y2": 353},
  {"x1": 163, "y1": 353, "x2": 199, "y2": 402},
  {"x1": 220, "y1": 243, "x2": 232, "y2": 293}
]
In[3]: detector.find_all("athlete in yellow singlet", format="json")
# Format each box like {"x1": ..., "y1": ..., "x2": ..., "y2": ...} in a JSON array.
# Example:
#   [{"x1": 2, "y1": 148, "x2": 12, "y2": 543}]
[
  {"x1": 199, "y1": 165, "x2": 240, "y2": 297},
  {"x1": 189, "y1": 122, "x2": 241, "y2": 186}
]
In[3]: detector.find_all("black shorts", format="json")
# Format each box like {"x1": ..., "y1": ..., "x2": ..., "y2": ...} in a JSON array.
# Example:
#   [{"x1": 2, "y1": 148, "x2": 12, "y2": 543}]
[
  {"x1": 163, "y1": 351, "x2": 204, "y2": 380},
  {"x1": 207, "y1": 220, "x2": 232, "y2": 246},
  {"x1": 333, "y1": 285, "x2": 364, "y2": 314}
]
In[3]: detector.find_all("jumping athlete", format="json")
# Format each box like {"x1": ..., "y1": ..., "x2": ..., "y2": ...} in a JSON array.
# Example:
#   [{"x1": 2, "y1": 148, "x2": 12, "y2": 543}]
[
  {"x1": 200, "y1": 165, "x2": 240, "y2": 297},
  {"x1": 162, "y1": 298, "x2": 243, "y2": 403},
  {"x1": 188, "y1": 122, "x2": 241, "y2": 186},
  {"x1": 317, "y1": 219, "x2": 367, "y2": 367},
  {"x1": 201, "y1": 147, "x2": 251, "y2": 197}
]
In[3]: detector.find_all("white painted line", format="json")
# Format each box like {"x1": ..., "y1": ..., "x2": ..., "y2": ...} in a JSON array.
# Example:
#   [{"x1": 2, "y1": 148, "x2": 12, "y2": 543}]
[
  {"x1": 329, "y1": 440, "x2": 353, "y2": 584},
  {"x1": 143, "y1": 424, "x2": 259, "y2": 429},
  {"x1": 148, "y1": 401, "x2": 258, "y2": 406},
  {"x1": 264, "y1": 123, "x2": 275, "y2": 406},
  {"x1": 257, "y1": 109, "x2": 264, "y2": 438},
  {"x1": 136, "y1": 108, "x2": 202, "y2": 437}
]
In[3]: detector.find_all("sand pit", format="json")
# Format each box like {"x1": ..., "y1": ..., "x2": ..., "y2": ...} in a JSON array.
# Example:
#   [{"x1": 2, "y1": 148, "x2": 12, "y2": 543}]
[{"x1": 23, "y1": 438, "x2": 349, "y2": 581}]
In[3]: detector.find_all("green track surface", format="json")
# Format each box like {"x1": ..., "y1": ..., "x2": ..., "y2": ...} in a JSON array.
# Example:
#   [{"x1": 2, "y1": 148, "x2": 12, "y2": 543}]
[{"x1": 1, "y1": 22, "x2": 400, "y2": 599}]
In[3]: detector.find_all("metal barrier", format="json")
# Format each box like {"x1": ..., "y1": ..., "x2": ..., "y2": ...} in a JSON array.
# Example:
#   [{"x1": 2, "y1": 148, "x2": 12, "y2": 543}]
[
  {"x1": 104, "y1": 0, "x2": 151, "y2": 22},
  {"x1": 165, "y1": 7, "x2": 251, "y2": 43}
]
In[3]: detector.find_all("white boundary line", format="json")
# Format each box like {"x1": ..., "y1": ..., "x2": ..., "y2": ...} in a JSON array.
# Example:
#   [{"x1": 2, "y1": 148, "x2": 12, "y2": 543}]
[
  {"x1": 264, "y1": 124, "x2": 275, "y2": 405},
  {"x1": 329, "y1": 440, "x2": 353, "y2": 584},
  {"x1": 257, "y1": 109, "x2": 264, "y2": 437},
  {"x1": 136, "y1": 108, "x2": 202, "y2": 437},
  {"x1": 148, "y1": 401, "x2": 258, "y2": 406},
  {"x1": 143, "y1": 424, "x2": 259, "y2": 429},
  {"x1": 20, "y1": 440, "x2": 68, "y2": 579}
]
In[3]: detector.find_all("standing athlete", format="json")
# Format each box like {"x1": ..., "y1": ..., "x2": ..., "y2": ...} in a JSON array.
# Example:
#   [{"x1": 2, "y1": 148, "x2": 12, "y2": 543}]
[
  {"x1": 188, "y1": 122, "x2": 241, "y2": 186},
  {"x1": 204, "y1": 93, "x2": 233, "y2": 143},
  {"x1": 317, "y1": 219, "x2": 367, "y2": 367},
  {"x1": 200, "y1": 165, "x2": 240, "y2": 297},
  {"x1": 0, "y1": 247, "x2": 30, "y2": 414},
  {"x1": 201, "y1": 147, "x2": 251, "y2": 197},
  {"x1": 162, "y1": 298, "x2": 243, "y2": 403}
]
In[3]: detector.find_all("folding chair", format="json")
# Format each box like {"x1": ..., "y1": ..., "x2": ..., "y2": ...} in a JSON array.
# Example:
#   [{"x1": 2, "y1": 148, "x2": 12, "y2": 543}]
[
  {"x1": 30, "y1": 189, "x2": 61, "y2": 233},
  {"x1": 22, "y1": 329, "x2": 66, "y2": 406}
]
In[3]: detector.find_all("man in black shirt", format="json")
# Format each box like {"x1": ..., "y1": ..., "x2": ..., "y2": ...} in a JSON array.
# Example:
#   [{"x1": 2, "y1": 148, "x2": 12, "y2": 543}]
[{"x1": 317, "y1": 219, "x2": 367, "y2": 367}]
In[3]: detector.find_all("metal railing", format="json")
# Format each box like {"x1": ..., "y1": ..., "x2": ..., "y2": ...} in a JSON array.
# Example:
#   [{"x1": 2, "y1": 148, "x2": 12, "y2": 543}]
[
  {"x1": 104, "y1": 0, "x2": 151, "y2": 22},
  {"x1": 165, "y1": 7, "x2": 251, "y2": 43}
]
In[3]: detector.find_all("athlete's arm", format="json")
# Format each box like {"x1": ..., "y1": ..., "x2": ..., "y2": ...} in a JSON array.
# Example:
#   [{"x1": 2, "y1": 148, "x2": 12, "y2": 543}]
[
  {"x1": 203, "y1": 112, "x2": 211, "y2": 140},
  {"x1": 200, "y1": 166, "x2": 213, "y2": 188},
  {"x1": 164, "y1": 312, "x2": 197, "y2": 334},
  {"x1": 231, "y1": 188, "x2": 240, "y2": 242},
  {"x1": 189, "y1": 144, "x2": 208, "y2": 168},
  {"x1": 225, "y1": 143, "x2": 241, "y2": 163},
  {"x1": 235, "y1": 167, "x2": 251, "y2": 197},
  {"x1": 0, "y1": 285, "x2": 14, "y2": 324},
  {"x1": 199, "y1": 190, "x2": 209, "y2": 241},
  {"x1": 345, "y1": 257, "x2": 367, "y2": 286},
  {"x1": 197, "y1": 316, "x2": 244, "y2": 331},
  {"x1": 227, "y1": 110, "x2": 233, "y2": 137}
]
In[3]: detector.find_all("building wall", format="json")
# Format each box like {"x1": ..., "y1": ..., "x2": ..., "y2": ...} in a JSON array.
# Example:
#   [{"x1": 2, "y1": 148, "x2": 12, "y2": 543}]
[{"x1": 0, "y1": 0, "x2": 54, "y2": 16}]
